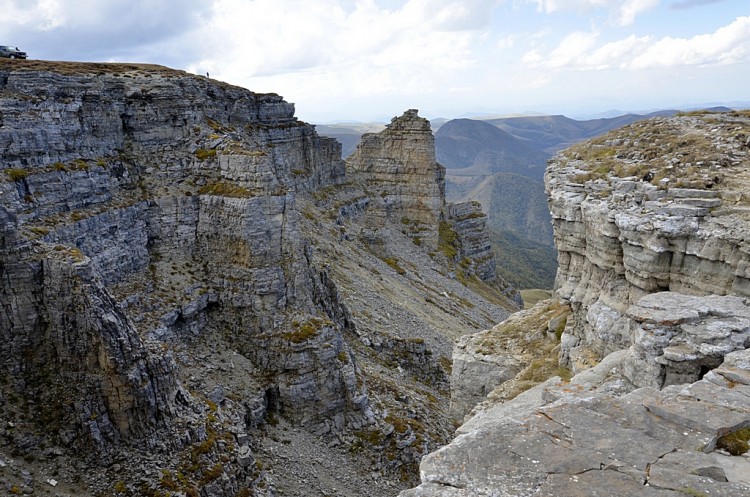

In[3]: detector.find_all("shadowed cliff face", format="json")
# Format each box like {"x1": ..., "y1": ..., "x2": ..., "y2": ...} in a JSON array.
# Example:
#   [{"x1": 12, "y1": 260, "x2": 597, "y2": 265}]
[
  {"x1": 0, "y1": 60, "x2": 369, "y2": 495},
  {"x1": 0, "y1": 61, "x2": 517, "y2": 496}
]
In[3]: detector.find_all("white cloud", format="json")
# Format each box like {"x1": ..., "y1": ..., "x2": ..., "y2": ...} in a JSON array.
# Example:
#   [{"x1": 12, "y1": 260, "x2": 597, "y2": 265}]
[
  {"x1": 630, "y1": 15, "x2": 750, "y2": 68},
  {"x1": 546, "y1": 30, "x2": 598, "y2": 67},
  {"x1": 531, "y1": 0, "x2": 658, "y2": 26},
  {"x1": 0, "y1": 0, "x2": 212, "y2": 61},
  {"x1": 523, "y1": 16, "x2": 750, "y2": 70},
  {"x1": 187, "y1": 0, "x2": 492, "y2": 106}
]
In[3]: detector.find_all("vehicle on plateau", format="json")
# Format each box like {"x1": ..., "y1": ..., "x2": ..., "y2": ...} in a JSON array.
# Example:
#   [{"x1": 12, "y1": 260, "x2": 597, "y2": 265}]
[{"x1": 0, "y1": 46, "x2": 28, "y2": 59}]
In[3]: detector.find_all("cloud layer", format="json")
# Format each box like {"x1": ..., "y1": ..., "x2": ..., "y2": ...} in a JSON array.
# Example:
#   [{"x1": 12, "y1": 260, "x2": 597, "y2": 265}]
[
  {"x1": 524, "y1": 15, "x2": 750, "y2": 70},
  {"x1": 1, "y1": 0, "x2": 747, "y2": 121}
]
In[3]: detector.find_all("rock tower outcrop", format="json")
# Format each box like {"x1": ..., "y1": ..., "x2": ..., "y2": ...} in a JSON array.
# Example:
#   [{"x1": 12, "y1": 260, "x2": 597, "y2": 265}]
[
  {"x1": 347, "y1": 109, "x2": 445, "y2": 249},
  {"x1": 402, "y1": 111, "x2": 750, "y2": 497},
  {"x1": 346, "y1": 110, "x2": 513, "y2": 294}
]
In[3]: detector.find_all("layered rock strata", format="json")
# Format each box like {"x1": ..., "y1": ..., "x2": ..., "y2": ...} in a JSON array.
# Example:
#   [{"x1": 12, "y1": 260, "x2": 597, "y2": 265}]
[
  {"x1": 0, "y1": 60, "x2": 366, "y2": 495},
  {"x1": 446, "y1": 201, "x2": 496, "y2": 282},
  {"x1": 0, "y1": 61, "x2": 516, "y2": 495},
  {"x1": 403, "y1": 346, "x2": 750, "y2": 497},
  {"x1": 545, "y1": 112, "x2": 750, "y2": 370},
  {"x1": 403, "y1": 111, "x2": 750, "y2": 497},
  {"x1": 623, "y1": 291, "x2": 750, "y2": 389},
  {"x1": 345, "y1": 110, "x2": 514, "y2": 298},
  {"x1": 346, "y1": 109, "x2": 445, "y2": 249}
]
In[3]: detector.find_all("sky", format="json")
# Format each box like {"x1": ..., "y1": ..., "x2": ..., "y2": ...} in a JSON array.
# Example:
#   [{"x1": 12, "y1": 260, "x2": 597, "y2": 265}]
[{"x1": 1, "y1": 0, "x2": 748, "y2": 123}]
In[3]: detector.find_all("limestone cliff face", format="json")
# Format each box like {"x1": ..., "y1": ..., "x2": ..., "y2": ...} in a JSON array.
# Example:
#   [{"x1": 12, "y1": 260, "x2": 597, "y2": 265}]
[
  {"x1": 446, "y1": 201, "x2": 497, "y2": 282},
  {"x1": 545, "y1": 112, "x2": 750, "y2": 371},
  {"x1": 0, "y1": 223, "x2": 181, "y2": 458},
  {"x1": 0, "y1": 60, "x2": 364, "y2": 494},
  {"x1": 0, "y1": 61, "x2": 518, "y2": 495},
  {"x1": 346, "y1": 109, "x2": 446, "y2": 249},
  {"x1": 345, "y1": 110, "x2": 512, "y2": 294},
  {"x1": 0, "y1": 59, "x2": 361, "y2": 430},
  {"x1": 402, "y1": 111, "x2": 750, "y2": 497}
]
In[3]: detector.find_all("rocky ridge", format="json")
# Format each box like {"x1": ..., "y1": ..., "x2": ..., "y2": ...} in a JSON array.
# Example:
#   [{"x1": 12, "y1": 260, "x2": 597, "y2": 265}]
[
  {"x1": 402, "y1": 111, "x2": 750, "y2": 497},
  {"x1": 0, "y1": 60, "x2": 517, "y2": 496}
]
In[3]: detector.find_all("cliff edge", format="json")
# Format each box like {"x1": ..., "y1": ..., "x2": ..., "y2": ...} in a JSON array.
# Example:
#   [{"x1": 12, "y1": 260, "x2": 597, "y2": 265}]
[
  {"x1": 402, "y1": 110, "x2": 750, "y2": 497},
  {"x1": 0, "y1": 60, "x2": 517, "y2": 496}
]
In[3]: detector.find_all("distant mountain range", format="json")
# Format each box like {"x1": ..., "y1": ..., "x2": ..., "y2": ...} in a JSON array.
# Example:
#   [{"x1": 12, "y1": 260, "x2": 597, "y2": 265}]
[
  {"x1": 440, "y1": 110, "x2": 680, "y2": 175},
  {"x1": 316, "y1": 107, "x2": 730, "y2": 289},
  {"x1": 435, "y1": 119, "x2": 550, "y2": 180}
]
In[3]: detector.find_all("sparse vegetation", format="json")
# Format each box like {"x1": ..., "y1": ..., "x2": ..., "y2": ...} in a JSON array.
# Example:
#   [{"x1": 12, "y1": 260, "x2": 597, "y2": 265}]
[
  {"x1": 283, "y1": 317, "x2": 331, "y2": 343},
  {"x1": 194, "y1": 148, "x2": 217, "y2": 161},
  {"x1": 677, "y1": 488, "x2": 709, "y2": 497},
  {"x1": 475, "y1": 299, "x2": 572, "y2": 400},
  {"x1": 564, "y1": 114, "x2": 746, "y2": 192},
  {"x1": 438, "y1": 220, "x2": 459, "y2": 260},
  {"x1": 520, "y1": 289, "x2": 553, "y2": 308},
  {"x1": 198, "y1": 181, "x2": 253, "y2": 198},
  {"x1": 717, "y1": 426, "x2": 750, "y2": 455},
  {"x1": 199, "y1": 463, "x2": 223, "y2": 484},
  {"x1": 5, "y1": 168, "x2": 28, "y2": 181},
  {"x1": 382, "y1": 257, "x2": 406, "y2": 275},
  {"x1": 70, "y1": 158, "x2": 89, "y2": 170}
]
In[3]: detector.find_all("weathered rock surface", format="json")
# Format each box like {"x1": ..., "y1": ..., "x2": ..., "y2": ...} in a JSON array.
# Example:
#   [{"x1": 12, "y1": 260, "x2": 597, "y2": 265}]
[
  {"x1": 446, "y1": 201, "x2": 497, "y2": 283},
  {"x1": 0, "y1": 61, "x2": 516, "y2": 495},
  {"x1": 450, "y1": 299, "x2": 569, "y2": 420},
  {"x1": 623, "y1": 291, "x2": 750, "y2": 389},
  {"x1": 346, "y1": 109, "x2": 445, "y2": 249},
  {"x1": 545, "y1": 112, "x2": 750, "y2": 371},
  {"x1": 403, "y1": 112, "x2": 750, "y2": 497},
  {"x1": 403, "y1": 346, "x2": 750, "y2": 497}
]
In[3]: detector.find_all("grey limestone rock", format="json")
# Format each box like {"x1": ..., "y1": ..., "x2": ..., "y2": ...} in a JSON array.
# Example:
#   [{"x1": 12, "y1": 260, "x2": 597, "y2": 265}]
[
  {"x1": 544, "y1": 112, "x2": 750, "y2": 370},
  {"x1": 0, "y1": 60, "x2": 365, "y2": 494},
  {"x1": 623, "y1": 291, "x2": 750, "y2": 388},
  {"x1": 1, "y1": 62, "x2": 519, "y2": 495},
  {"x1": 402, "y1": 348, "x2": 750, "y2": 497},
  {"x1": 403, "y1": 112, "x2": 750, "y2": 497},
  {"x1": 346, "y1": 109, "x2": 446, "y2": 250}
]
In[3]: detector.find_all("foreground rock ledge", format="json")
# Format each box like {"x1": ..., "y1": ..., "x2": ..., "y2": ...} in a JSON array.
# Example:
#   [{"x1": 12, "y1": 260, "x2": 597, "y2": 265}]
[{"x1": 402, "y1": 345, "x2": 750, "y2": 497}]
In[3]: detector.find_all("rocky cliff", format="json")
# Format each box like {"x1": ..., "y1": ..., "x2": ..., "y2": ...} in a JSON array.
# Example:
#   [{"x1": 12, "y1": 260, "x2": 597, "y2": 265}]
[
  {"x1": 547, "y1": 111, "x2": 750, "y2": 372},
  {"x1": 0, "y1": 60, "x2": 517, "y2": 496},
  {"x1": 346, "y1": 109, "x2": 445, "y2": 249},
  {"x1": 402, "y1": 111, "x2": 750, "y2": 497},
  {"x1": 346, "y1": 110, "x2": 514, "y2": 293}
]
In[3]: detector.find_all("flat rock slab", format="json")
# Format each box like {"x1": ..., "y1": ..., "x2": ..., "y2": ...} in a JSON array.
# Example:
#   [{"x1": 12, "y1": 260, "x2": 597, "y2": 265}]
[{"x1": 401, "y1": 349, "x2": 750, "y2": 497}]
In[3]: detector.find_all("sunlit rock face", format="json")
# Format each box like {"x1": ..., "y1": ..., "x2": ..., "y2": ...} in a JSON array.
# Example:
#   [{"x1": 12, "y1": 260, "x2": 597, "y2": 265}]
[
  {"x1": 545, "y1": 112, "x2": 750, "y2": 371},
  {"x1": 401, "y1": 111, "x2": 750, "y2": 497},
  {"x1": 347, "y1": 109, "x2": 446, "y2": 250}
]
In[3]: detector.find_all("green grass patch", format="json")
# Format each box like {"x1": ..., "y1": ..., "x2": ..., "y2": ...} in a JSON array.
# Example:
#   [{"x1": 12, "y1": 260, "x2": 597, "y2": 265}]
[
  {"x1": 5, "y1": 168, "x2": 28, "y2": 181},
  {"x1": 283, "y1": 317, "x2": 331, "y2": 343},
  {"x1": 194, "y1": 148, "x2": 217, "y2": 161},
  {"x1": 382, "y1": 257, "x2": 406, "y2": 275},
  {"x1": 198, "y1": 181, "x2": 253, "y2": 198},
  {"x1": 438, "y1": 220, "x2": 459, "y2": 260},
  {"x1": 717, "y1": 427, "x2": 750, "y2": 455},
  {"x1": 520, "y1": 289, "x2": 553, "y2": 308}
]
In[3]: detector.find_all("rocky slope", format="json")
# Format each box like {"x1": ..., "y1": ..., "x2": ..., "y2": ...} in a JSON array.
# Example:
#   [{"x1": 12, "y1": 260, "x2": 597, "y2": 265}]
[
  {"x1": 402, "y1": 111, "x2": 750, "y2": 497},
  {"x1": 0, "y1": 60, "x2": 519, "y2": 496}
]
